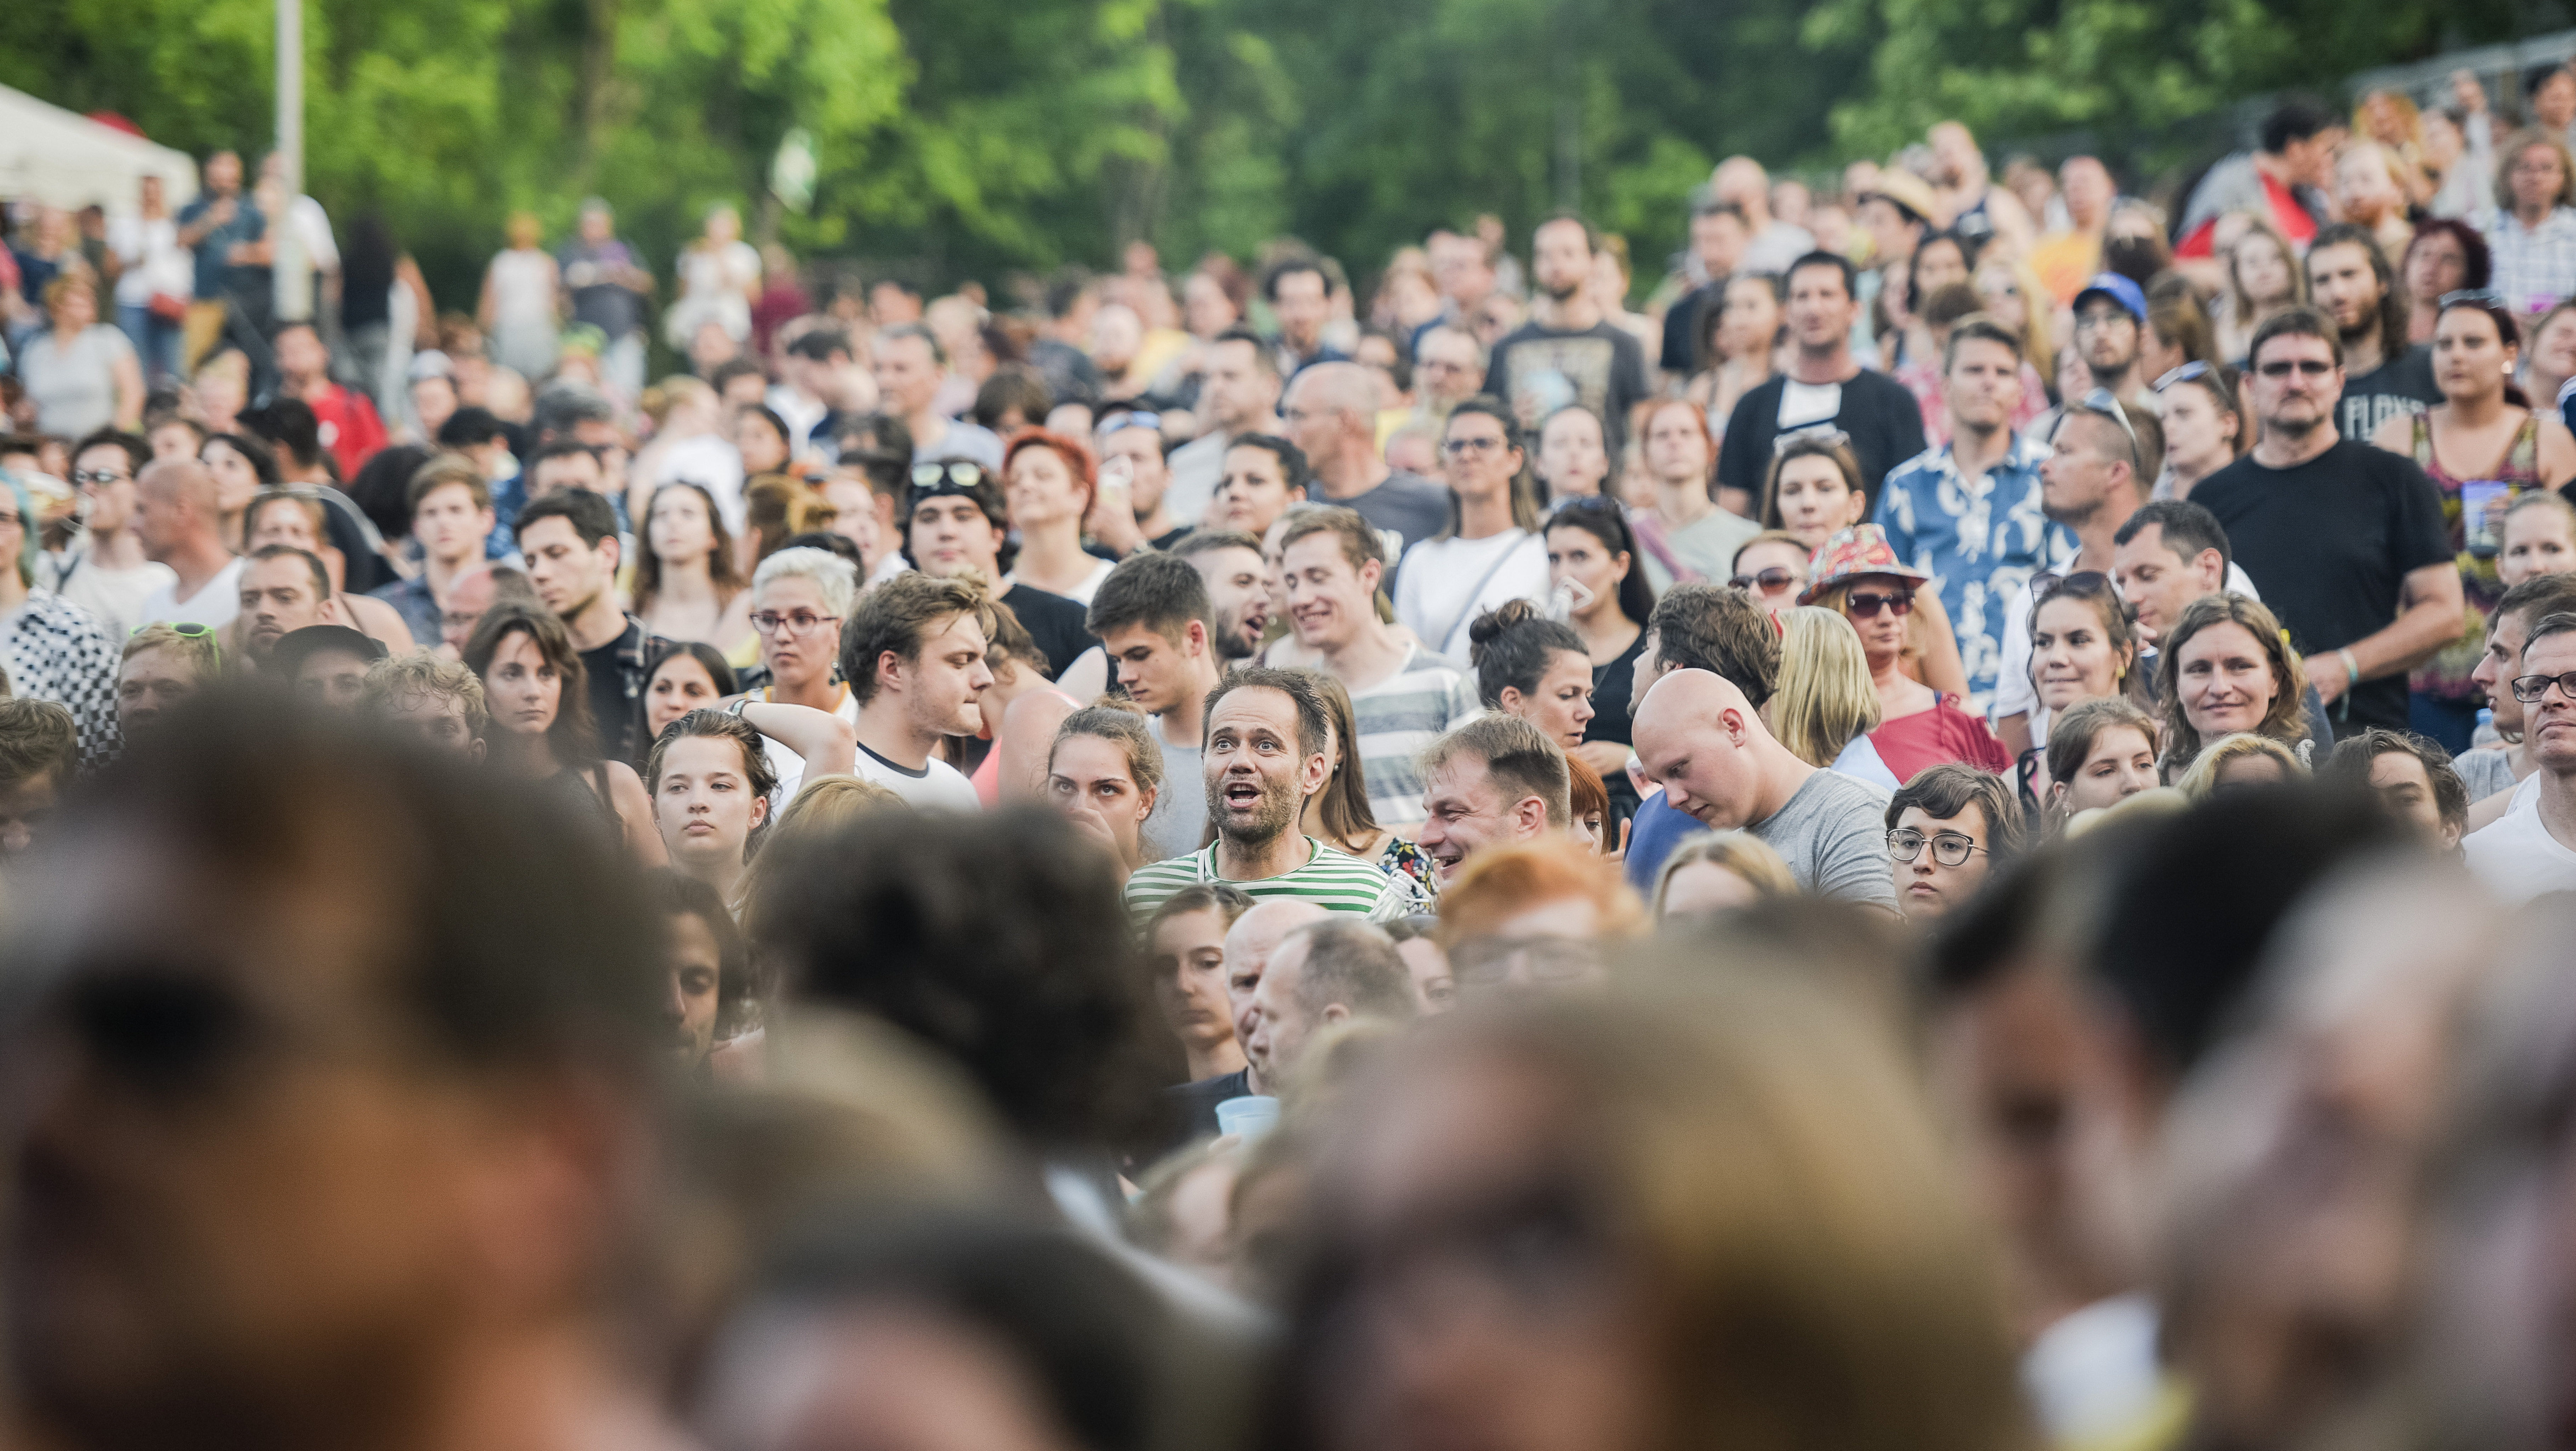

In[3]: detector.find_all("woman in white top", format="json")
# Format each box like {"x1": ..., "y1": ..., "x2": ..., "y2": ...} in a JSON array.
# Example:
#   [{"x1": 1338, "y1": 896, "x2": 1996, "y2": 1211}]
[
  {"x1": 21, "y1": 274, "x2": 142, "y2": 438},
  {"x1": 478, "y1": 211, "x2": 561, "y2": 382},
  {"x1": 108, "y1": 174, "x2": 191, "y2": 384},
  {"x1": 1395, "y1": 398, "x2": 1550, "y2": 660},
  {"x1": 666, "y1": 203, "x2": 761, "y2": 350},
  {"x1": 1002, "y1": 429, "x2": 1114, "y2": 604}
]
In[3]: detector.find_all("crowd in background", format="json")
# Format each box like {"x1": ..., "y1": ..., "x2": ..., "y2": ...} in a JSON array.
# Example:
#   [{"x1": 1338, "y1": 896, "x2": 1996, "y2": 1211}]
[{"x1": 5, "y1": 56, "x2": 2576, "y2": 1451}]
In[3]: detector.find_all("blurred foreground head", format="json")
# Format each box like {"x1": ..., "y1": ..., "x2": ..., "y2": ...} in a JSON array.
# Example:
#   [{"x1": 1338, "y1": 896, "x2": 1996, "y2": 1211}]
[
  {"x1": 0, "y1": 693, "x2": 668, "y2": 1451},
  {"x1": 1277, "y1": 972, "x2": 2030, "y2": 1451}
]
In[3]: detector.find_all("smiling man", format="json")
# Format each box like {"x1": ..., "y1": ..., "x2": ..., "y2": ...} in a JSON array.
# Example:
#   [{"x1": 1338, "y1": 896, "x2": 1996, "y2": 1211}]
[
  {"x1": 1415, "y1": 713, "x2": 1570, "y2": 883},
  {"x1": 1631, "y1": 667, "x2": 1896, "y2": 910},
  {"x1": 1123, "y1": 666, "x2": 1422, "y2": 921}
]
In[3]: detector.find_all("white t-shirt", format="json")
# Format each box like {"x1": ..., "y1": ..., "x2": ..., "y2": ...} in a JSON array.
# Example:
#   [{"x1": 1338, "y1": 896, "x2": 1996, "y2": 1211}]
[
  {"x1": 2464, "y1": 793, "x2": 2576, "y2": 903},
  {"x1": 756, "y1": 686, "x2": 863, "y2": 806},
  {"x1": 45, "y1": 549, "x2": 175, "y2": 641},
  {"x1": 850, "y1": 739, "x2": 983, "y2": 812},
  {"x1": 1393, "y1": 529, "x2": 1551, "y2": 660},
  {"x1": 107, "y1": 216, "x2": 191, "y2": 307},
  {"x1": 1008, "y1": 559, "x2": 1115, "y2": 608},
  {"x1": 136, "y1": 556, "x2": 245, "y2": 630},
  {"x1": 1993, "y1": 564, "x2": 2261, "y2": 733}
]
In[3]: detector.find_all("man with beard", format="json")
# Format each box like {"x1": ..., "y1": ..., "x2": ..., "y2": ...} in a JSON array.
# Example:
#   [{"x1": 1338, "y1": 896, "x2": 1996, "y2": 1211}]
[
  {"x1": 234, "y1": 545, "x2": 336, "y2": 672},
  {"x1": 2306, "y1": 222, "x2": 2440, "y2": 442},
  {"x1": 1483, "y1": 215, "x2": 1651, "y2": 451},
  {"x1": 1123, "y1": 666, "x2": 1422, "y2": 921},
  {"x1": 1172, "y1": 529, "x2": 1270, "y2": 662}
]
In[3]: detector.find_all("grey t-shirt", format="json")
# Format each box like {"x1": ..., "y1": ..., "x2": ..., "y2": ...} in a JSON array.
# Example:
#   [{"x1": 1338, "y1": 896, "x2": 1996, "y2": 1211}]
[
  {"x1": 1142, "y1": 719, "x2": 1207, "y2": 861},
  {"x1": 1748, "y1": 768, "x2": 1898, "y2": 911}
]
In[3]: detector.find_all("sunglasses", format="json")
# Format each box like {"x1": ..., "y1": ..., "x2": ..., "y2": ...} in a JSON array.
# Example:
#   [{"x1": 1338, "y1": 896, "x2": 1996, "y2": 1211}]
[
  {"x1": 1729, "y1": 567, "x2": 1799, "y2": 593},
  {"x1": 2440, "y1": 288, "x2": 2509, "y2": 309},
  {"x1": 1443, "y1": 435, "x2": 1510, "y2": 456},
  {"x1": 72, "y1": 468, "x2": 131, "y2": 486},
  {"x1": 2255, "y1": 359, "x2": 2336, "y2": 378},
  {"x1": 910, "y1": 460, "x2": 985, "y2": 491},
  {"x1": 1845, "y1": 589, "x2": 1914, "y2": 618},
  {"x1": 2153, "y1": 361, "x2": 2212, "y2": 391}
]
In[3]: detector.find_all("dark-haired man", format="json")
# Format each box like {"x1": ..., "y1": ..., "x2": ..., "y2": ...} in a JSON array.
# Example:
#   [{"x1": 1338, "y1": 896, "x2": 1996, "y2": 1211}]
[
  {"x1": 874, "y1": 323, "x2": 1002, "y2": 472},
  {"x1": 1658, "y1": 201, "x2": 1751, "y2": 375},
  {"x1": 1089, "y1": 552, "x2": 1224, "y2": 857},
  {"x1": 902, "y1": 461, "x2": 1097, "y2": 677},
  {"x1": 371, "y1": 455, "x2": 498, "y2": 647},
  {"x1": 1263, "y1": 256, "x2": 1347, "y2": 379},
  {"x1": 2191, "y1": 307, "x2": 2459, "y2": 734},
  {"x1": 273, "y1": 320, "x2": 386, "y2": 477},
  {"x1": 1170, "y1": 528, "x2": 1269, "y2": 661},
  {"x1": 1123, "y1": 666, "x2": 1423, "y2": 921},
  {"x1": 1164, "y1": 328, "x2": 1283, "y2": 526},
  {"x1": 1715, "y1": 251, "x2": 1928, "y2": 518},
  {"x1": 2109, "y1": 499, "x2": 2265, "y2": 693},
  {"x1": 273, "y1": 623, "x2": 390, "y2": 711},
  {"x1": 1, "y1": 699, "x2": 681, "y2": 1451},
  {"x1": 516, "y1": 489, "x2": 665, "y2": 763},
  {"x1": 235, "y1": 544, "x2": 337, "y2": 670},
  {"x1": 1484, "y1": 216, "x2": 1650, "y2": 451},
  {"x1": 2306, "y1": 222, "x2": 2439, "y2": 440},
  {"x1": 2176, "y1": 100, "x2": 2344, "y2": 258}
]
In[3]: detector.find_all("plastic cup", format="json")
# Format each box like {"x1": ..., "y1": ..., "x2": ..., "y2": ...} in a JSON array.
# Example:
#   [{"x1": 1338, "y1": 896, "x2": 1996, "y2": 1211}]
[{"x1": 1213, "y1": 1094, "x2": 1282, "y2": 1142}]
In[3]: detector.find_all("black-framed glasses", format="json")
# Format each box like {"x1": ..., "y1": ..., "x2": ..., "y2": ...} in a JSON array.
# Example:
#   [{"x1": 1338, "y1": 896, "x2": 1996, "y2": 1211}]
[
  {"x1": 1729, "y1": 566, "x2": 1798, "y2": 593},
  {"x1": 71, "y1": 468, "x2": 131, "y2": 486},
  {"x1": 1845, "y1": 588, "x2": 1913, "y2": 618},
  {"x1": 2255, "y1": 359, "x2": 2336, "y2": 378},
  {"x1": 1887, "y1": 829, "x2": 1984, "y2": 866},
  {"x1": 2153, "y1": 361, "x2": 2212, "y2": 391},
  {"x1": 1442, "y1": 434, "x2": 1509, "y2": 456},
  {"x1": 1773, "y1": 426, "x2": 1853, "y2": 455},
  {"x1": 2510, "y1": 671, "x2": 2576, "y2": 703}
]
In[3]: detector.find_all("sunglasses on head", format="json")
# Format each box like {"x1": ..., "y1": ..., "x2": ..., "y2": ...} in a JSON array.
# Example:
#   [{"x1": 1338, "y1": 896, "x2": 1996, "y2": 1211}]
[
  {"x1": 1845, "y1": 588, "x2": 1913, "y2": 618},
  {"x1": 2153, "y1": 361, "x2": 2212, "y2": 391},
  {"x1": 1773, "y1": 426, "x2": 1853, "y2": 455}
]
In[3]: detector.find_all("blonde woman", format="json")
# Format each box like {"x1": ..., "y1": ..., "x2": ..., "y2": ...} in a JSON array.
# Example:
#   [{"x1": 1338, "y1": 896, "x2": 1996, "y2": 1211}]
[
  {"x1": 1652, "y1": 830, "x2": 1800, "y2": 919},
  {"x1": 2219, "y1": 215, "x2": 2307, "y2": 362},
  {"x1": 2176, "y1": 732, "x2": 2308, "y2": 798},
  {"x1": 1768, "y1": 606, "x2": 1894, "y2": 787}
]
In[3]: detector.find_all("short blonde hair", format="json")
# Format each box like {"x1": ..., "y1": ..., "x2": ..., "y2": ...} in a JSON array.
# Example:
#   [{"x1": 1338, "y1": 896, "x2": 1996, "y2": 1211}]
[
  {"x1": 122, "y1": 622, "x2": 222, "y2": 678},
  {"x1": 2176, "y1": 732, "x2": 2308, "y2": 799},
  {"x1": 1771, "y1": 606, "x2": 1881, "y2": 768},
  {"x1": 1651, "y1": 830, "x2": 1799, "y2": 917},
  {"x1": 361, "y1": 652, "x2": 489, "y2": 740}
]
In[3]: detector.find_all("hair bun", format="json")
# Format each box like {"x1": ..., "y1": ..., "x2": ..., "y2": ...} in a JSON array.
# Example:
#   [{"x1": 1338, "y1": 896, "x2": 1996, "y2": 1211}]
[{"x1": 1465, "y1": 598, "x2": 1541, "y2": 662}]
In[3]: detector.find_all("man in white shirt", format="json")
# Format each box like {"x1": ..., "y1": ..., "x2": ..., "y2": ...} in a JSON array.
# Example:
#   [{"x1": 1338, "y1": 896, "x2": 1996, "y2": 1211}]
[
  {"x1": 1394, "y1": 399, "x2": 1549, "y2": 659},
  {"x1": 132, "y1": 459, "x2": 245, "y2": 628},
  {"x1": 838, "y1": 570, "x2": 993, "y2": 810},
  {"x1": 872, "y1": 324, "x2": 1002, "y2": 471},
  {"x1": 51, "y1": 431, "x2": 175, "y2": 638},
  {"x1": 1271, "y1": 506, "x2": 1479, "y2": 830},
  {"x1": 1088, "y1": 552, "x2": 1224, "y2": 859},
  {"x1": 2465, "y1": 611, "x2": 2576, "y2": 900}
]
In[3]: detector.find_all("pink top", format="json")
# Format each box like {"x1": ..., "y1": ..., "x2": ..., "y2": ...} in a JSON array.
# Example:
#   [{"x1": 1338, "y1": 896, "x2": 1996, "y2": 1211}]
[{"x1": 1869, "y1": 693, "x2": 2013, "y2": 786}]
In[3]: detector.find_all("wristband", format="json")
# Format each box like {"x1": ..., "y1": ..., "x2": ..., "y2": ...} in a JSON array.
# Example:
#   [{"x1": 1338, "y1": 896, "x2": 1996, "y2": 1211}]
[{"x1": 2338, "y1": 647, "x2": 2360, "y2": 685}]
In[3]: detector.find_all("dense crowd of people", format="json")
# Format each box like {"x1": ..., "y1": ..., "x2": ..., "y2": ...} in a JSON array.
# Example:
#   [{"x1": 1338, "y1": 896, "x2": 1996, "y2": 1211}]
[{"x1": 6, "y1": 58, "x2": 2576, "y2": 1451}]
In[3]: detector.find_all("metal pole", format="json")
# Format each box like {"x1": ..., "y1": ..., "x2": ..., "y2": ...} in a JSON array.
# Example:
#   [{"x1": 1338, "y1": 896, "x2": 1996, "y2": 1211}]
[{"x1": 273, "y1": 0, "x2": 308, "y2": 322}]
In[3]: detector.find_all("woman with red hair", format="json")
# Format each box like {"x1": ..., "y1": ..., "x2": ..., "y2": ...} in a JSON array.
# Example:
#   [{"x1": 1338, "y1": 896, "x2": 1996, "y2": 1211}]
[{"x1": 1002, "y1": 427, "x2": 1112, "y2": 604}]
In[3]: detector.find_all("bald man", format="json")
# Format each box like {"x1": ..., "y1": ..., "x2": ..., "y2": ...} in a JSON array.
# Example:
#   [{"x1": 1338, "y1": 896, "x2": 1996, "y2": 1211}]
[
  {"x1": 1281, "y1": 362, "x2": 1449, "y2": 557},
  {"x1": 1632, "y1": 668, "x2": 1898, "y2": 910},
  {"x1": 1245, "y1": 920, "x2": 1415, "y2": 1089},
  {"x1": 1154, "y1": 898, "x2": 1330, "y2": 1153},
  {"x1": 133, "y1": 459, "x2": 246, "y2": 628}
]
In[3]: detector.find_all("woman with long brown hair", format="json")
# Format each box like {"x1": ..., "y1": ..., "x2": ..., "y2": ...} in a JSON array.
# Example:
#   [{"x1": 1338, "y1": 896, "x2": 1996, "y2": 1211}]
[
  {"x1": 465, "y1": 602, "x2": 662, "y2": 860},
  {"x1": 632, "y1": 480, "x2": 753, "y2": 650}
]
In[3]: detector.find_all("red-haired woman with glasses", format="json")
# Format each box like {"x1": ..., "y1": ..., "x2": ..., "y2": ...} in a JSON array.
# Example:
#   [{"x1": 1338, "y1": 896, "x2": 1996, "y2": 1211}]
[
  {"x1": 2370, "y1": 290, "x2": 2576, "y2": 751},
  {"x1": 1799, "y1": 524, "x2": 2010, "y2": 782}
]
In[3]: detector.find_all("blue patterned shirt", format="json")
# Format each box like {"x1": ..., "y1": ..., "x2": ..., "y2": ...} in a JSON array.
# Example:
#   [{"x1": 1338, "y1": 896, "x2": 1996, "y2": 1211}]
[{"x1": 1872, "y1": 434, "x2": 2074, "y2": 718}]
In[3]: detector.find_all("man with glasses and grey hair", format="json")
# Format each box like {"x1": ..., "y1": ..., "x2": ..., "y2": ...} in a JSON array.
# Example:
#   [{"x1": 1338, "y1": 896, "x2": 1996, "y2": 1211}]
[
  {"x1": 2465, "y1": 609, "x2": 2576, "y2": 899},
  {"x1": 2191, "y1": 305, "x2": 2460, "y2": 734},
  {"x1": 1873, "y1": 314, "x2": 2072, "y2": 719}
]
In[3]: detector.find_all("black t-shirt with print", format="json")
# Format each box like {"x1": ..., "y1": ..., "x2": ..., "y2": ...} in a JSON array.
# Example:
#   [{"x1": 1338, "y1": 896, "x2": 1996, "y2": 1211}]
[
  {"x1": 1484, "y1": 321, "x2": 1651, "y2": 451},
  {"x1": 1715, "y1": 370, "x2": 1929, "y2": 516},
  {"x1": 2336, "y1": 344, "x2": 2441, "y2": 444}
]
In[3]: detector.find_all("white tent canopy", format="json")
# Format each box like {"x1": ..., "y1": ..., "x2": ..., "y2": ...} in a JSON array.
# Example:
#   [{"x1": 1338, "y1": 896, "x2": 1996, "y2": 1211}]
[{"x1": 0, "y1": 83, "x2": 198, "y2": 217}]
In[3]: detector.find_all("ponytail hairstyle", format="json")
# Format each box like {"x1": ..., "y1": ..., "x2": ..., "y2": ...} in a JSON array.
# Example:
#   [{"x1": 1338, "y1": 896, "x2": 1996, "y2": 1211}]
[{"x1": 1466, "y1": 598, "x2": 1589, "y2": 711}]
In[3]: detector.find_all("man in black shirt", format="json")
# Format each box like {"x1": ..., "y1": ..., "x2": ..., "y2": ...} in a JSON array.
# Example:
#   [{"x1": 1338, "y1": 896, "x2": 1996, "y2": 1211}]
[
  {"x1": 1714, "y1": 251, "x2": 1928, "y2": 517},
  {"x1": 1484, "y1": 215, "x2": 1651, "y2": 452},
  {"x1": 515, "y1": 490, "x2": 667, "y2": 765},
  {"x1": 1657, "y1": 200, "x2": 1752, "y2": 375},
  {"x1": 2188, "y1": 306, "x2": 2461, "y2": 734},
  {"x1": 902, "y1": 461, "x2": 1097, "y2": 676},
  {"x1": 2306, "y1": 222, "x2": 2441, "y2": 442}
]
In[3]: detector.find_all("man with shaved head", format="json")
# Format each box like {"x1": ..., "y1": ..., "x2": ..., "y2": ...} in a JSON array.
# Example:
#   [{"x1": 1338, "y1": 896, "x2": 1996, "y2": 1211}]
[
  {"x1": 1158, "y1": 898, "x2": 1331, "y2": 1148},
  {"x1": 132, "y1": 458, "x2": 245, "y2": 628},
  {"x1": 1632, "y1": 668, "x2": 1898, "y2": 910},
  {"x1": 1281, "y1": 361, "x2": 1449, "y2": 558}
]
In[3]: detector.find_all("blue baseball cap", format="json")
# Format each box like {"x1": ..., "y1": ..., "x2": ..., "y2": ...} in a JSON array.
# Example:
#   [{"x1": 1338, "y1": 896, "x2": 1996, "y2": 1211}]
[{"x1": 2074, "y1": 272, "x2": 2148, "y2": 326}]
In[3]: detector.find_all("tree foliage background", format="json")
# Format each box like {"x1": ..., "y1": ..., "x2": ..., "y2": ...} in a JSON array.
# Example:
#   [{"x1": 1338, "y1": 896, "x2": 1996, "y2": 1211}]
[{"x1": 0, "y1": 0, "x2": 2531, "y2": 307}]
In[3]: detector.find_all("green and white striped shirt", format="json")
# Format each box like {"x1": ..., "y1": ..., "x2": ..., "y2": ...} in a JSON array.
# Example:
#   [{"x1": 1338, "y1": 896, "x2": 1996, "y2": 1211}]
[{"x1": 1124, "y1": 836, "x2": 1425, "y2": 923}]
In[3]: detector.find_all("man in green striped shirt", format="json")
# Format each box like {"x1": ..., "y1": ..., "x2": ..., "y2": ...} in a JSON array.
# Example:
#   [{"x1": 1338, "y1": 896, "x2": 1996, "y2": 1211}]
[{"x1": 1125, "y1": 666, "x2": 1425, "y2": 922}]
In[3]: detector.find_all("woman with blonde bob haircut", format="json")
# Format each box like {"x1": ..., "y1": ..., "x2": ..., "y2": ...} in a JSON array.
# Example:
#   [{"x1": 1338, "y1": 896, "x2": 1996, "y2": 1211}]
[
  {"x1": 1284, "y1": 972, "x2": 2033, "y2": 1451},
  {"x1": 1651, "y1": 830, "x2": 1800, "y2": 920},
  {"x1": 1768, "y1": 605, "x2": 1892, "y2": 784},
  {"x1": 2175, "y1": 732, "x2": 2309, "y2": 799},
  {"x1": 2154, "y1": 593, "x2": 2310, "y2": 778}
]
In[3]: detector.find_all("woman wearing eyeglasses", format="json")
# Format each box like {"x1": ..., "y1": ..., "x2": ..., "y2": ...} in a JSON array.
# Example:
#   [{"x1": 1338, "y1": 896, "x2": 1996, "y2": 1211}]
[
  {"x1": 1799, "y1": 525, "x2": 2010, "y2": 784},
  {"x1": 1883, "y1": 763, "x2": 2024, "y2": 920},
  {"x1": 2370, "y1": 291, "x2": 2576, "y2": 752}
]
